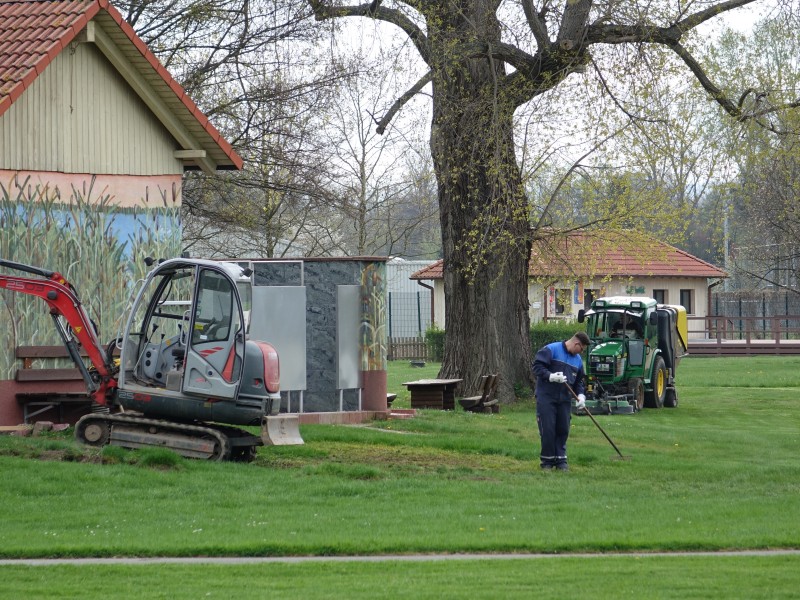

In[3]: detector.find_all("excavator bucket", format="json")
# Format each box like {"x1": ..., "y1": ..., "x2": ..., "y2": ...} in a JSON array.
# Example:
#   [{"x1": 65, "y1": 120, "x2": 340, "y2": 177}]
[{"x1": 261, "y1": 415, "x2": 304, "y2": 446}]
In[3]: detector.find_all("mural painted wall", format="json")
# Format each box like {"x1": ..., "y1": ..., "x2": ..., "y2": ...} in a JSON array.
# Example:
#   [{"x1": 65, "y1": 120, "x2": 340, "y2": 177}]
[
  {"x1": 0, "y1": 176, "x2": 182, "y2": 379},
  {"x1": 360, "y1": 262, "x2": 387, "y2": 372}
]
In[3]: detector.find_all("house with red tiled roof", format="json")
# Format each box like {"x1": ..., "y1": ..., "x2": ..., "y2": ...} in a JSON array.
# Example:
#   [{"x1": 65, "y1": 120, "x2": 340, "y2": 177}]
[
  {"x1": 410, "y1": 232, "x2": 726, "y2": 328},
  {"x1": 0, "y1": 0, "x2": 245, "y2": 422}
]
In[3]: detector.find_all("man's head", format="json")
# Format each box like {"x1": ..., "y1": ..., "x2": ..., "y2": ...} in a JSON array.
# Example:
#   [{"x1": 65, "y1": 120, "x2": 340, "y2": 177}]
[{"x1": 565, "y1": 331, "x2": 590, "y2": 355}]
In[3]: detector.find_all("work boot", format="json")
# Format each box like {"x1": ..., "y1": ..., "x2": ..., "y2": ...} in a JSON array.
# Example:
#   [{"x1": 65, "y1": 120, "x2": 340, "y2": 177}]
[
  {"x1": 555, "y1": 463, "x2": 569, "y2": 471},
  {"x1": 540, "y1": 464, "x2": 554, "y2": 471}
]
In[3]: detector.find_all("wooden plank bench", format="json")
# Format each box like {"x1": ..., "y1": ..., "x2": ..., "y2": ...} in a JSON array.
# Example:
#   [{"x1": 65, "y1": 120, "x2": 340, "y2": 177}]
[
  {"x1": 459, "y1": 374, "x2": 500, "y2": 414},
  {"x1": 14, "y1": 345, "x2": 93, "y2": 424}
]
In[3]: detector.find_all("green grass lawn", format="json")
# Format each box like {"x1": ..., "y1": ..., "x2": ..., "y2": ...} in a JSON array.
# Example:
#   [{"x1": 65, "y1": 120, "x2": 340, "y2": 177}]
[{"x1": 1, "y1": 355, "x2": 799, "y2": 598}]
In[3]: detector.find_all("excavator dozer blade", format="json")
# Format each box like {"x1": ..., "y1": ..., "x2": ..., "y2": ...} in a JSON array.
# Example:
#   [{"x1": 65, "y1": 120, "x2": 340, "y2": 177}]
[{"x1": 261, "y1": 415, "x2": 304, "y2": 446}]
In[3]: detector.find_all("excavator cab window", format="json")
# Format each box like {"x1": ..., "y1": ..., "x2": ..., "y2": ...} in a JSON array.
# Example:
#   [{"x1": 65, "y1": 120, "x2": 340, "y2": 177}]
[
  {"x1": 191, "y1": 270, "x2": 237, "y2": 345},
  {"x1": 124, "y1": 265, "x2": 196, "y2": 386},
  {"x1": 122, "y1": 262, "x2": 245, "y2": 395},
  {"x1": 186, "y1": 269, "x2": 243, "y2": 385}
]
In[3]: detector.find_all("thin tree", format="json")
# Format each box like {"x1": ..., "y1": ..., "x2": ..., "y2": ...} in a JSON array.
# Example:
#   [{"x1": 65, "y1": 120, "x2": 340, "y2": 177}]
[{"x1": 322, "y1": 61, "x2": 439, "y2": 256}]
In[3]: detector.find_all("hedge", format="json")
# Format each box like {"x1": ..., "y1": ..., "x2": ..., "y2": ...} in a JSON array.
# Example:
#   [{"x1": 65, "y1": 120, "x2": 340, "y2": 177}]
[
  {"x1": 424, "y1": 320, "x2": 586, "y2": 363},
  {"x1": 529, "y1": 320, "x2": 587, "y2": 353}
]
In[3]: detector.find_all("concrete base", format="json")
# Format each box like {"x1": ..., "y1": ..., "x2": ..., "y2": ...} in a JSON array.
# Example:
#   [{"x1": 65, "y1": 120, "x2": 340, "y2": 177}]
[
  {"x1": 295, "y1": 409, "x2": 417, "y2": 424},
  {"x1": 297, "y1": 410, "x2": 390, "y2": 425}
]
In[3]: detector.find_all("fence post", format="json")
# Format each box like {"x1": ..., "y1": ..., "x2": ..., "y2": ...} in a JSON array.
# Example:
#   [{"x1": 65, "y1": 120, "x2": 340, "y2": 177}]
[
  {"x1": 786, "y1": 295, "x2": 790, "y2": 339},
  {"x1": 738, "y1": 296, "x2": 743, "y2": 340},
  {"x1": 773, "y1": 317, "x2": 780, "y2": 352}
]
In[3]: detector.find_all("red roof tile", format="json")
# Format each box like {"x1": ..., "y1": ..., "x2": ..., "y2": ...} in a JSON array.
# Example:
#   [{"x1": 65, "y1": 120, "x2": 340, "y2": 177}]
[
  {"x1": 0, "y1": 0, "x2": 242, "y2": 170},
  {"x1": 410, "y1": 232, "x2": 726, "y2": 280},
  {"x1": 411, "y1": 260, "x2": 443, "y2": 279}
]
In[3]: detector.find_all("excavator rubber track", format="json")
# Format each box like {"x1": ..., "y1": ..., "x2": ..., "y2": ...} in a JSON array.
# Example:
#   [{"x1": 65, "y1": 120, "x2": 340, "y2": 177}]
[{"x1": 75, "y1": 413, "x2": 263, "y2": 462}]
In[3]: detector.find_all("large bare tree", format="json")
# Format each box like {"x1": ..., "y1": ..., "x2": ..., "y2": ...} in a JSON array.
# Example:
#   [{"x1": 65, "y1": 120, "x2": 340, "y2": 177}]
[{"x1": 308, "y1": 0, "x2": 800, "y2": 398}]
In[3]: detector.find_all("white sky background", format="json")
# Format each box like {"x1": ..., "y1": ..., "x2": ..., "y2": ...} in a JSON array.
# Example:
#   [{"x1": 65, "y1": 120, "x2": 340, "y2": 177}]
[{"x1": 321, "y1": 2, "x2": 788, "y2": 197}]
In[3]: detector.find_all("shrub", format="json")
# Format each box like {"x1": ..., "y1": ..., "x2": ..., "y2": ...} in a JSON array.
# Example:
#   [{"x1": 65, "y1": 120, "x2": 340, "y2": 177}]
[
  {"x1": 425, "y1": 324, "x2": 445, "y2": 361},
  {"x1": 530, "y1": 320, "x2": 586, "y2": 354}
]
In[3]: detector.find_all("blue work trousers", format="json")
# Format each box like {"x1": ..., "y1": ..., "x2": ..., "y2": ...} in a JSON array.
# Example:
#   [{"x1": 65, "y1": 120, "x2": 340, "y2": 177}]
[{"x1": 536, "y1": 395, "x2": 571, "y2": 468}]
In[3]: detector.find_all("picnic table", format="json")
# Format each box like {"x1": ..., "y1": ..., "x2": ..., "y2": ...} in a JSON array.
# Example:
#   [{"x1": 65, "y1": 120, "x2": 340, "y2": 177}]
[{"x1": 402, "y1": 378, "x2": 463, "y2": 410}]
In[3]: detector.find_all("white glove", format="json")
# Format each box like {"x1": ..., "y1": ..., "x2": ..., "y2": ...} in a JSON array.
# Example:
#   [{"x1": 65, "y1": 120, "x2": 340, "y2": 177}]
[
  {"x1": 549, "y1": 372, "x2": 567, "y2": 384},
  {"x1": 575, "y1": 394, "x2": 586, "y2": 411}
]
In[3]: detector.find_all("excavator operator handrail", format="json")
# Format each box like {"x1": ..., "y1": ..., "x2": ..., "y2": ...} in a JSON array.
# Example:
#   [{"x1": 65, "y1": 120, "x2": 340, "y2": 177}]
[{"x1": 0, "y1": 258, "x2": 56, "y2": 279}]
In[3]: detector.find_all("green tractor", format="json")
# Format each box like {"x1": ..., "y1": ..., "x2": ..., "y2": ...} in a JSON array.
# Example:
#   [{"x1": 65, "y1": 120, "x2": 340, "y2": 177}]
[{"x1": 576, "y1": 296, "x2": 688, "y2": 415}]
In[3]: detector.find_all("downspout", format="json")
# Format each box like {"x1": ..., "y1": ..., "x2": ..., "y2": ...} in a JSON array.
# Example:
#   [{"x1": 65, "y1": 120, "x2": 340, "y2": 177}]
[
  {"x1": 707, "y1": 278, "x2": 724, "y2": 315},
  {"x1": 417, "y1": 280, "x2": 435, "y2": 327}
]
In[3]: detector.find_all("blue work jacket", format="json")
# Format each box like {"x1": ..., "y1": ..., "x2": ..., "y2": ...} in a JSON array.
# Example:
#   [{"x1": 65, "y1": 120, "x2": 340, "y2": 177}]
[{"x1": 532, "y1": 341, "x2": 586, "y2": 403}]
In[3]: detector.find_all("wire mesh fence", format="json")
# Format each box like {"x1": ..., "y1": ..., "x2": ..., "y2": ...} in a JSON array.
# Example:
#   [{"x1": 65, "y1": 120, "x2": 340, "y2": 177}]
[
  {"x1": 711, "y1": 290, "x2": 800, "y2": 339},
  {"x1": 387, "y1": 291, "x2": 432, "y2": 361},
  {"x1": 388, "y1": 291, "x2": 431, "y2": 338}
]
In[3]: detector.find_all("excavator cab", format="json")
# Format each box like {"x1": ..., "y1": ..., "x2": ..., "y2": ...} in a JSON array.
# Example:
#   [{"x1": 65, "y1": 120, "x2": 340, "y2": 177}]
[{"x1": 119, "y1": 260, "x2": 245, "y2": 401}]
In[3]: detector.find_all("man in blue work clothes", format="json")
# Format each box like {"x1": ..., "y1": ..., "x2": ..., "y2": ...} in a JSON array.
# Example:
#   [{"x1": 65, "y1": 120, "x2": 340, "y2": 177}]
[{"x1": 532, "y1": 332, "x2": 590, "y2": 471}]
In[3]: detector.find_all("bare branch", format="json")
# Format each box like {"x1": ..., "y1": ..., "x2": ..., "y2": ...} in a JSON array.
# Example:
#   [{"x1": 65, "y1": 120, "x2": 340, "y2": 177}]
[
  {"x1": 534, "y1": 123, "x2": 632, "y2": 230},
  {"x1": 670, "y1": 41, "x2": 800, "y2": 131},
  {"x1": 588, "y1": 55, "x2": 666, "y2": 125},
  {"x1": 375, "y1": 70, "x2": 433, "y2": 134},
  {"x1": 669, "y1": 41, "x2": 744, "y2": 118},
  {"x1": 308, "y1": 0, "x2": 431, "y2": 64},
  {"x1": 673, "y1": 0, "x2": 759, "y2": 33},
  {"x1": 587, "y1": 0, "x2": 758, "y2": 44},
  {"x1": 521, "y1": 0, "x2": 550, "y2": 49}
]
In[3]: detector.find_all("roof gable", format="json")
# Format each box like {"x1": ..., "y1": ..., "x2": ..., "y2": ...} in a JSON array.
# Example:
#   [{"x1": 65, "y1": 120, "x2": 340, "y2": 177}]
[
  {"x1": 0, "y1": 0, "x2": 242, "y2": 172},
  {"x1": 410, "y1": 233, "x2": 726, "y2": 280}
]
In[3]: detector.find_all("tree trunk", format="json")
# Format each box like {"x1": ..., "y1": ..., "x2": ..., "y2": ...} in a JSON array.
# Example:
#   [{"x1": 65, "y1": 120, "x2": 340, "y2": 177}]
[{"x1": 428, "y1": 5, "x2": 534, "y2": 400}]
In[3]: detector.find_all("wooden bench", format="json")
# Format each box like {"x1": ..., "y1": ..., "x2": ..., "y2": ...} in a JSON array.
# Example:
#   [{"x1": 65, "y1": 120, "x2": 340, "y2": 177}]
[
  {"x1": 402, "y1": 379, "x2": 462, "y2": 410},
  {"x1": 459, "y1": 374, "x2": 500, "y2": 414},
  {"x1": 14, "y1": 345, "x2": 93, "y2": 424}
]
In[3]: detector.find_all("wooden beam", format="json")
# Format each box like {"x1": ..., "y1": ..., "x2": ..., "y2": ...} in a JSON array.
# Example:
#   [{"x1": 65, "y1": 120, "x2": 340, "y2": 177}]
[
  {"x1": 76, "y1": 21, "x2": 95, "y2": 43},
  {"x1": 174, "y1": 149, "x2": 207, "y2": 159}
]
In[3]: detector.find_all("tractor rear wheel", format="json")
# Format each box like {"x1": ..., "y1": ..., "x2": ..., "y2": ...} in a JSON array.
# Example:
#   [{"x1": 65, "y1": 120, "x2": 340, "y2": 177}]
[
  {"x1": 645, "y1": 356, "x2": 667, "y2": 409},
  {"x1": 628, "y1": 378, "x2": 645, "y2": 412}
]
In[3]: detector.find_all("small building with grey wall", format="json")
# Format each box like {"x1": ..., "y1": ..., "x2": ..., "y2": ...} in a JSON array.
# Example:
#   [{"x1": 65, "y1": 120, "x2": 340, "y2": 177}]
[{"x1": 241, "y1": 257, "x2": 388, "y2": 414}]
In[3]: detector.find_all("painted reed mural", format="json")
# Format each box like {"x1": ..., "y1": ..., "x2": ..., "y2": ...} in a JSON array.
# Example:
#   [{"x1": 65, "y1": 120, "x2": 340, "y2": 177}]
[{"x1": 0, "y1": 176, "x2": 182, "y2": 378}]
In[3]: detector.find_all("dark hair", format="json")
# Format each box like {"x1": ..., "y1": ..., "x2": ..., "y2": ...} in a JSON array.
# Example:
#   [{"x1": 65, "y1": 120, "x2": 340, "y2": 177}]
[{"x1": 574, "y1": 332, "x2": 590, "y2": 346}]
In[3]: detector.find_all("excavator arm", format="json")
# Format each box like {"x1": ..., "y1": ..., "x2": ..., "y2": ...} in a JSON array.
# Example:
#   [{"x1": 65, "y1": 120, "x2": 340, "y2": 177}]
[{"x1": 0, "y1": 259, "x2": 117, "y2": 404}]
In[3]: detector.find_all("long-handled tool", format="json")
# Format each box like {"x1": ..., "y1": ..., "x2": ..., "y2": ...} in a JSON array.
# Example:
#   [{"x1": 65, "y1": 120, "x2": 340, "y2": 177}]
[{"x1": 565, "y1": 383, "x2": 631, "y2": 461}]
